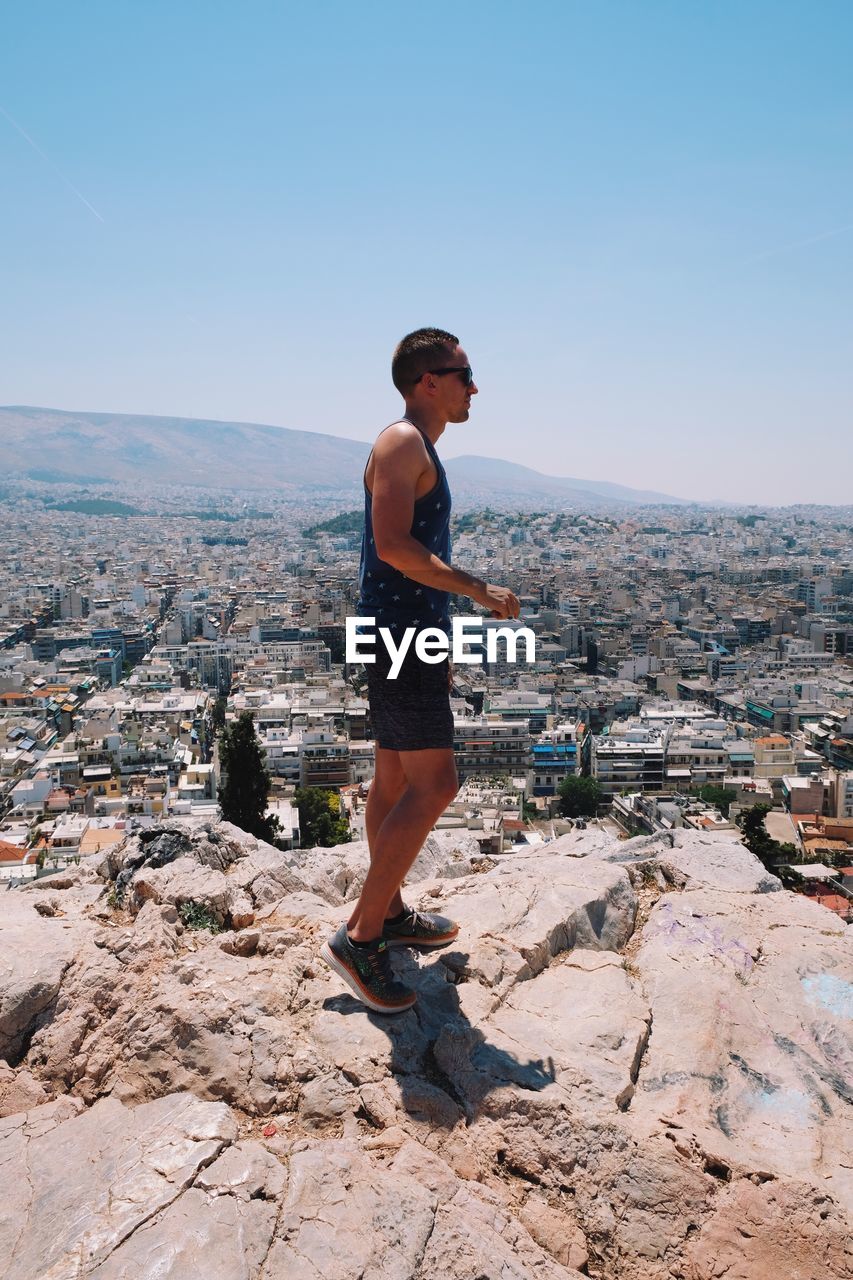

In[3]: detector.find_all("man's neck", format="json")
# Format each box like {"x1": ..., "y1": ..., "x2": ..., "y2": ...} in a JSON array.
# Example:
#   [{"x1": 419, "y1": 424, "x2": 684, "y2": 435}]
[{"x1": 400, "y1": 405, "x2": 446, "y2": 446}]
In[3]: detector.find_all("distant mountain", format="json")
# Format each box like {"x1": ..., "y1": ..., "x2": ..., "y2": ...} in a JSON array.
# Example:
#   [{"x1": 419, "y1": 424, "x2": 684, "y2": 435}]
[
  {"x1": 0, "y1": 406, "x2": 690, "y2": 506},
  {"x1": 0, "y1": 406, "x2": 370, "y2": 492},
  {"x1": 445, "y1": 455, "x2": 689, "y2": 507}
]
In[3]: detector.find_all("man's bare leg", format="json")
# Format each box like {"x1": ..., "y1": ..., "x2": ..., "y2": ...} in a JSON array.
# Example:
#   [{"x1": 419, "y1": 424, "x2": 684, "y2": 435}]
[
  {"x1": 348, "y1": 746, "x2": 407, "y2": 931},
  {"x1": 347, "y1": 747, "x2": 458, "y2": 942}
]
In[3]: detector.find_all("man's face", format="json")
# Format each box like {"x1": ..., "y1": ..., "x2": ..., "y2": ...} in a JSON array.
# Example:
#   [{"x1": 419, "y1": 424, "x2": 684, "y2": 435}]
[{"x1": 431, "y1": 344, "x2": 479, "y2": 423}]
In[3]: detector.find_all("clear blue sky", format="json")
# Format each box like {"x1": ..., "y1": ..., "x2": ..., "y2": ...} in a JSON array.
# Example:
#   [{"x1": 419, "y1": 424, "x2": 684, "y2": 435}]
[{"x1": 2, "y1": 1, "x2": 851, "y2": 505}]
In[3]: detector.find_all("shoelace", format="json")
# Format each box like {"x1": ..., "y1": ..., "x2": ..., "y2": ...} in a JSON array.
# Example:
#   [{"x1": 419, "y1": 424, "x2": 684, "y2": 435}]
[
  {"x1": 364, "y1": 941, "x2": 395, "y2": 982},
  {"x1": 409, "y1": 910, "x2": 443, "y2": 935}
]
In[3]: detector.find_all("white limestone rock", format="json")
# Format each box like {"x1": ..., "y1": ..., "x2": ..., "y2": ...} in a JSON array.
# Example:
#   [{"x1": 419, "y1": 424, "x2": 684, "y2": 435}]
[
  {"x1": 628, "y1": 887, "x2": 853, "y2": 1208},
  {"x1": 419, "y1": 1180, "x2": 587, "y2": 1280},
  {"x1": 91, "y1": 1140, "x2": 286, "y2": 1279},
  {"x1": 0, "y1": 891, "x2": 85, "y2": 1063},
  {"x1": 0, "y1": 1092, "x2": 236, "y2": 1279},
  {"x1": 261, "y1": 1140, "x2": 436, "y2": 1279}
]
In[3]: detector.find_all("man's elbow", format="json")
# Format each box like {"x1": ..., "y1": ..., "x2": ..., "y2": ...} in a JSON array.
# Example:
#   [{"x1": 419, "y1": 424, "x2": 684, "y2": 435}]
[{"x1": 376, "y1": 538, "x2": 413, "y2": 570}]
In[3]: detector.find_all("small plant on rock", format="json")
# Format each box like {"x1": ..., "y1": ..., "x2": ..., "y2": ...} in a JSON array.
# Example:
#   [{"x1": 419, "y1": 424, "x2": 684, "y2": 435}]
[{"x1": 178, "y1": 900, "x2": 222, "y2": 933}]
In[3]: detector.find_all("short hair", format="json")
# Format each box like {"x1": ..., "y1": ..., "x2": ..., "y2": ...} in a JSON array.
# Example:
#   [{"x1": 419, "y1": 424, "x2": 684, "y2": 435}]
[{"x1": 391, "y1": 328, "x2": 459, "y2": 393}]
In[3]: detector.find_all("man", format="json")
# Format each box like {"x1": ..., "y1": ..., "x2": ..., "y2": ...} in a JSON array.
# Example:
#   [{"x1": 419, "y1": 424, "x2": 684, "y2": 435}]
[{"x1": 321, "y1": 328, "x2": 519, "y2": 1013}]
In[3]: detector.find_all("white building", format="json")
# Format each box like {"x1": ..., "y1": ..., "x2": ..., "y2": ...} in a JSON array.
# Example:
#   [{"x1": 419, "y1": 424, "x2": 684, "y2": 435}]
[
  {"x1": 453, "y1": 717, "x2": 532, "y2": 782},
  {"x1": 832, "y1": 770, "x2": 853, "y2": 820},
  {"x1": 591, "y1": 723, "x2": 668, "y2": 798}
]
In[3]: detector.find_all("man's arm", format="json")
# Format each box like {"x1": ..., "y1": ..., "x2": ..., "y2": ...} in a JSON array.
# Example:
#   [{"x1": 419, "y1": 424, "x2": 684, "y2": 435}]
[{"x1": 371, "y1": 425, "x2": 520, "y2": 620}]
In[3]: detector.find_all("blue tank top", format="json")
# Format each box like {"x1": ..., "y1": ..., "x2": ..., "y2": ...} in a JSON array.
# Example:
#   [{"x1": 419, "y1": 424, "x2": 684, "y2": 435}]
[{"x1": 358, "y1": 423, "x2": 452, "y2": 636}]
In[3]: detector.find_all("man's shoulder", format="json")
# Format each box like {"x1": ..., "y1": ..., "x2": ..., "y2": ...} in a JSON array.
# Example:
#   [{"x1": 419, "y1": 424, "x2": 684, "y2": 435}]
[{"x1": 373, "y1": 420, "x2": 428, "y2": 457}]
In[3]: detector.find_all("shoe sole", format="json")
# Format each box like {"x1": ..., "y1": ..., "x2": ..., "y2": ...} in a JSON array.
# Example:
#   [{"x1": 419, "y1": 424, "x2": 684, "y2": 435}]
[
  {"x1": 382, "y1": 931, "x2": 459, "y2": 951},
  {"x1": 320, "y1": 941, "x2": 417, "y2": 1015}
]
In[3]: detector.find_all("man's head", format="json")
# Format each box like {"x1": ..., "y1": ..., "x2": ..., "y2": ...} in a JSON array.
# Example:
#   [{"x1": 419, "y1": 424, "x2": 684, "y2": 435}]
[{"x1": 392, "y1": 327, "x2": 478, "y2": 424}]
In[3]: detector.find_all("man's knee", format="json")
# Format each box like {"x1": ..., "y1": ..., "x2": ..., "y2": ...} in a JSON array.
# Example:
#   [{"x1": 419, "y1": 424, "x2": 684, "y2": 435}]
[
  {"x1": 432, "y1": 765, "x2": 459, "y2": 810},
  {"x1": 370, "y1": 753, "x2": 405, "y2": 800},
  {"x1": 405, "y1": 766, "x2": 457, "y2": 808}
]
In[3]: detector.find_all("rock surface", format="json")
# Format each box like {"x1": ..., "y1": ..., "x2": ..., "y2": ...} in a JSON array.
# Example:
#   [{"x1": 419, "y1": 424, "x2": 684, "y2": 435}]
[{"x1": 0, "y1": 819, "x2": 850, "y2": 1279}]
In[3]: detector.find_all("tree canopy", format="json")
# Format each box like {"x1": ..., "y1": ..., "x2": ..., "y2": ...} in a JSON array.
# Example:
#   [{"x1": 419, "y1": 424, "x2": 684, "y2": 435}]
[
  {"x1": 295, "y1": 787, "x2": 351, "y2": 848},
  {"x1": 557, "y1": 775, "x2": 602, "y2": 819},
  {"x1": 690, "y1": 783, "x2": 738, "y2": 817},
  {"x1": 217, "y1": 711, "x2": 279, "y2": 843},
  {"x1": 736, "y1": 804, "x2": 796, "y2": 872}
]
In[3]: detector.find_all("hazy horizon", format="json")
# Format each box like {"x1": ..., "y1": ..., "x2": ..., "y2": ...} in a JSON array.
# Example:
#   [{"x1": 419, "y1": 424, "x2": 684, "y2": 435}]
[{"x1": 2, "y1": 2, "x2": 851, "y2": 505}]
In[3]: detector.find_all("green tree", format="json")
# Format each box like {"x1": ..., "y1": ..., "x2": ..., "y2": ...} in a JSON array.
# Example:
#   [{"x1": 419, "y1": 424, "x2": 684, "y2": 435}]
[
  {"x1": 557, "y1": 775, "x2": 602, "y2": 819},
  {"x1": 211, "y1": 696, "x2": 227, "y2": 732},
  {"x1": 295, "y1": 787, "x2": 351, "y2": 848},
  {"x1": 737, "y1": 804, "x2": 786, "y2": 871},
  {"x1": 690, "y1": 784, "x2": 738, "y2": 817},
  {"x1": 217, "y1": 711, "x2": 279, "y2": 842}
]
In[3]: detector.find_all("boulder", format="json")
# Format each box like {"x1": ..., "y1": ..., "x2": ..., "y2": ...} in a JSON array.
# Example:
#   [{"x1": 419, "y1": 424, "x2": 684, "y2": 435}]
[
  {"x1": 628, "y1": 887, "x2": 853, "y2": 1202},
  {"x1": 0, "y1": 891, "x2": 85, "y2": 1063}
]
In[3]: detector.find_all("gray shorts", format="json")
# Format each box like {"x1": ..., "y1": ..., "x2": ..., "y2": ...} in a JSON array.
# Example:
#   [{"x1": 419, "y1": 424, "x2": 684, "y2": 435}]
[{"x1": 366, "y1": 646, "x2": 453, "y2": 751}]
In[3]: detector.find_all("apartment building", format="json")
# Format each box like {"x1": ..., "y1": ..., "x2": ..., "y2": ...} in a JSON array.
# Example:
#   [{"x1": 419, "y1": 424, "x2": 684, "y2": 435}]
[
  {"x1": 665, "y1": 724, "x2": 754, "y2": 789},
  {"x1": 530, "y1": 721, "x2": 581, "y2": 796},
  {"x1": 453, "y1": 717, "x2": 532, "y2": 783},
  {"x1": 299, "y1": 729, "x2": 350, "y2": 789},
  {"x1": 591, "y1": 723, "x2": 668, "y2": 798}
]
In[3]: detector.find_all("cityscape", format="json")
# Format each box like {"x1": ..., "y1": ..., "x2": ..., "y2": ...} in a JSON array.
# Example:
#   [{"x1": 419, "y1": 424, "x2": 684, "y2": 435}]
[{"x1": 2, "y1": 468, "x2": 851, "y2": 923}]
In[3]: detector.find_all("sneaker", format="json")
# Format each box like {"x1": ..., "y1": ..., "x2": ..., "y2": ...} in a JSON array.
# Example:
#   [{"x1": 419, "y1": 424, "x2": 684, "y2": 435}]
[
  {"x1": 320, "y1": 924, "x2": 417, "y2": 1014},
  {"x1": 381, "y1": 906, "x2": 459, "y2": 950}
]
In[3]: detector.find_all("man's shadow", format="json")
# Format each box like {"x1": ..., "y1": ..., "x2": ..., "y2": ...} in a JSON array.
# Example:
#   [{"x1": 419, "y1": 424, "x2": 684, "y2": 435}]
[{"x1": 323, "y1": 949, "x2": 556, "y2": 1127}]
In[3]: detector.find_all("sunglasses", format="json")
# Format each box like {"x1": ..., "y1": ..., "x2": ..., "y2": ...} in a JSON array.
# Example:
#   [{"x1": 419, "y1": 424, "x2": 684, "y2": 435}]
[{"x1": 422, "y1": 365, "x2": 475, "y2": 387}]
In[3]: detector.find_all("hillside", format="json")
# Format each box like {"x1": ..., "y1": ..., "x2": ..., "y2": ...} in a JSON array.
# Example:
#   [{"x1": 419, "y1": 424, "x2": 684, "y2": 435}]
[
  {"x1": 0, "y1": 406, "x2": 690, "y2": 507},
  {"x1": 0, "y1": 405, "x2": 369, "y2": 492},
  {"x1": 444, "y1": 455, "x2": 689, "y2": 506},
  {"x1": 1, "y1": 820, "x2": 850, "y2": 1278}
]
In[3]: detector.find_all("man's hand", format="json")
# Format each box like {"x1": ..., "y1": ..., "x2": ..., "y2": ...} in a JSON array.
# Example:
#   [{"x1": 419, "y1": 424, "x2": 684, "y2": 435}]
[{"x1": 473, "y1": 583, "x2": 520, "y2": 619}]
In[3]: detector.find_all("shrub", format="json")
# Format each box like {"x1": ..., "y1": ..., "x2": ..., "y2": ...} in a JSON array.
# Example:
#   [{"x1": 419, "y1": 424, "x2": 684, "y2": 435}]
[{"x1": 178, "y1": 900, "x2": 222, "y2": 933}]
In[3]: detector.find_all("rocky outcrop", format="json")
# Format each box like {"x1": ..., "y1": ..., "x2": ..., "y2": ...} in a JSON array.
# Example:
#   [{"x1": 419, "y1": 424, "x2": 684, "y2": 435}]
[
  {"x1": 0, "y1": 877, "x2": 100, "y2": 1064},
  {"x1": 0, "y1": 821, "x2": 850, "y2": 1279}
]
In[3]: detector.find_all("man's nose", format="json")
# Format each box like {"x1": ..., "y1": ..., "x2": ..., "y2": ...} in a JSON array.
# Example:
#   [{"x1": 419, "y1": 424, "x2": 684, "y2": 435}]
[{"x1": 469, "y1": 381, "x2": 479, "y2": 395}]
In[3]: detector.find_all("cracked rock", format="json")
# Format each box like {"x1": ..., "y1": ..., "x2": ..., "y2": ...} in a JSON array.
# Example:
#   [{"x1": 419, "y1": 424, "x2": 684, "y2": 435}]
[{"x1": 0, "y1": 1092, "x2": 236, "y2": 1278}]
